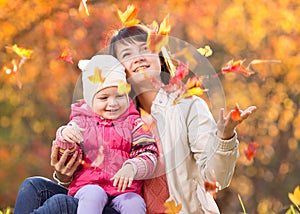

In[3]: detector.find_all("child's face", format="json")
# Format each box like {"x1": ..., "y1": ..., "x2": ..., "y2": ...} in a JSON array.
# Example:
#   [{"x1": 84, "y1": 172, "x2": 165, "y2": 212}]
[{"x1": 92, "y1": 86, "x2": 129, "y2": 120}]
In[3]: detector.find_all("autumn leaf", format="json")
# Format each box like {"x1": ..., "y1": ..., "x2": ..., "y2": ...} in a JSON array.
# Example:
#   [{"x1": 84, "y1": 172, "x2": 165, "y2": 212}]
[
  {"x1": 58, "y1": 47, "x2": 74, "y2": 64},
  {"x1": 147, "y1": 14, "x2": 171, "y2": 54},
  {"x1": 140, "y1": 108, "x2": 156, "y2": 132},
  {"x1": 288, "y1": 186, "x2": 300, "y2": 206},
  {"x1": 204, "y1": 180, "x2": 221, "y2": 199},
  {"x1": 197, "y1": 45, "x2": 213, "y2": 57},
  {"x1": 164, "y1": 197, "x2": 182, "y2": 214},
  {"x1": 231, "y1": 104, "x2": 242, "y2": 121},
  {"x1": 117, "y1": 4, "x2": 139, "y2": 27},
  {"x1": 244, "y1": 142, "x2": 259, "y2": 161},
  {"x1": 158, "y1": 14, "x2": 171, "y2": 35},
  {"x1": 5, "y1": 44, "x2": 33, "y2": 59},
  {"x1": 78, "y1": 0, "x2": 90, "y2": 16},
  {"x1": 91, "y1": 146, "x2": 104, "y2": 167},
  {"x1": 2, "y1": 60, "x2": 23, "y2": 89},
  {"x1": 173, "y1": 47, "x2": 197, "y2": 67},
  {"x1": 221, "y1": 59, "x2": 255, "y2": 76},
  {"x1": 117, "y1": 80, "x2": 131, "y2": 95},
  {"x1": 88, "y1": 67, "x2": 105, "y2": 84}
]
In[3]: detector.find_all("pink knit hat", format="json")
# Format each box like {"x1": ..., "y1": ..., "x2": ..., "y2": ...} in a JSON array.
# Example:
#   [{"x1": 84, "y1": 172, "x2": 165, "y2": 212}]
[{"x1": 78, "y1": 55, "x2": 126, "y2": 108}]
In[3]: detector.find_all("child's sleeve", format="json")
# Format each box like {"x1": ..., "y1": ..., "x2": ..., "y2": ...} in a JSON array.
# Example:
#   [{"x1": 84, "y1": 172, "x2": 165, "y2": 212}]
[{"x1": 124, "y1": 118, "x2": 159, "y2": 180}]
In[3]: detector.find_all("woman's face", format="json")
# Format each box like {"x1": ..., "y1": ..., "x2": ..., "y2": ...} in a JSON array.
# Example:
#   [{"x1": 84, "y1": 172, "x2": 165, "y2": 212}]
[{"x1": 115, "y1": 41, "x2": 161, "y2": 80}]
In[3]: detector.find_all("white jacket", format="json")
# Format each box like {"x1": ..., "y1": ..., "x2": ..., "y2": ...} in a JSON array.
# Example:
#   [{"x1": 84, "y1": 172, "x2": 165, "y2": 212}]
[{"x1": 151, "y1": 89, "x2": 239, "y2": 214}]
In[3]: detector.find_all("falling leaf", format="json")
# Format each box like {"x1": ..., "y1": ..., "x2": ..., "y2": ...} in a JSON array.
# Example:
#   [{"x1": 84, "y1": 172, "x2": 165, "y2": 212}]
[
  {"x1": 117, "y1": 80, "x2": 131, "y2": 94},
  {"x1": 158, "y1": 14, "x2": 171, "y2": 36},
  {"x1": 79, "y1": 0, "x2": 90, "y2": 16},
  {"x1": 91, "y1": 146, "x2": 104, "y2": 167},
  {"x1": 164, "y1": 197, "x2": 182, "y2": 214},
  {"x1": 185, "y1": 76, "x2": 203, "y2": 89},
  {"x1": 204, "y1": 180, "x2": 221, "y2": 199},
  {"x1": 198, "y1": 45, "x2": 213, "y2": 57},
  {"x1": 117, "y1": 4, "x2": 139, "y2": 27},
  {"x1": 2, "y1": 60, "x2": 23, "y2": 89},
  {"x1": 5, "y1": 44, "x2": 33, "y2": 59},
  {"x1": 244, "y1": 142, "x2": 259, "y2": 161},
  {"x1": 147, "y1": 15, "x2": 171, "y2": 54},
  {"x1": 140, "y1": 108, "x2": 156, "y2": 132},
  {"x1": 88, "y1": 67, "x2": 105, "y2": 84},
  {"x1": 288, "y1": 186, "x2": 300, "y2": 206},
  {"x1": 221, "y1": 59, "x2": 255, "y2": 76},
  {"x1": 173, "y1": 47, "x2": 197, "y2": 68},
  {"x1": 58, "y1": 47, "x2": 74, "y2": 64},
  {"x1": 231, "y1": 104, "x2": 242, "y2": 121}
]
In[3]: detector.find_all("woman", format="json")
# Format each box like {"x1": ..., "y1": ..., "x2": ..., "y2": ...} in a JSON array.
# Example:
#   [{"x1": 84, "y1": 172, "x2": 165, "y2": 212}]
[
  {"x1": 108, "y1": 25, "x2": 256, "y2": 213},
  {"x1": 14, "y1": 25, "x2": 256, "y2": 214}
]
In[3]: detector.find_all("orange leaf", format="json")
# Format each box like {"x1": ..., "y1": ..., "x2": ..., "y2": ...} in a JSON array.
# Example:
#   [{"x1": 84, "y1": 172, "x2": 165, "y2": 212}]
[
  {"x1": 58, "y1": 47, "x2": 74, "y2": 64},
  {"x1": 158, "y1": 14, "x2": 171, "y2": 36},
  {"x1": 231, "y1": 104, "x2": 242, "y2": 121},
  {"x1": 117, "y1": 4, "x2": 140, "y2": 27},
  {"x1": 244, "y1": 142, "x2": 259, "y2": 161},
  {"x1": 164, "y1": 197, "x2": 182, "y2": 214},
  {"x1": 78, "y1": 0, "x2": 90, "y2": 16},
  {"x1": 140, "y1": 108, "x2": 156, "y2": 132}
]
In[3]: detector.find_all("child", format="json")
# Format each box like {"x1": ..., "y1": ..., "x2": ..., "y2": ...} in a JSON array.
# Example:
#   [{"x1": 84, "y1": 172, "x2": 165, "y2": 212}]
[{"x1": 54, "y1": 55, "x2": 158, "y2": 214}]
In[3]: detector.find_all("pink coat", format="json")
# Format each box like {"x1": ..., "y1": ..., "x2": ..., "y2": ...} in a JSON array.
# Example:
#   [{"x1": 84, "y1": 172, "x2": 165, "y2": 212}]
[{"x1": 56, "y1": 99, "x2": 158, "y2": 197}]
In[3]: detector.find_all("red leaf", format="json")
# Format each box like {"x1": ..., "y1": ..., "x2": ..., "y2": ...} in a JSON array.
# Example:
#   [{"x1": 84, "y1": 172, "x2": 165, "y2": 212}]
[
  {"x1": 204, "y1": 180, "x2": 221, "y2": 199},
  {"x1": 58, "y1": 47, "x2": 74, "y2": 64},
  {"x1": 244, "y1": 142, "x2": 259, "y2": 160},
  {"x1": 221, "y1": 59, "x2": 255, "y2": 76},
  {"x1": 231, "y1": 104, "x2": 242, "y2": 121}
]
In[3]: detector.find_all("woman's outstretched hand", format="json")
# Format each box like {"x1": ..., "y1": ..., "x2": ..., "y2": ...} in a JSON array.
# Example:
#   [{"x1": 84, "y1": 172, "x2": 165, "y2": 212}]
[
  {"x1": 50, "y1": 142, "x2": 82, "y2": 182},
  {"x1": 217, "y1": 105, "x2": 257, "y2": 140}
]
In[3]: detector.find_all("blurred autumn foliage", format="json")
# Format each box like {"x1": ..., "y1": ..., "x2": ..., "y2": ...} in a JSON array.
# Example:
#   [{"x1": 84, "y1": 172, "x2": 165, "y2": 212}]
[{"x1": 0, "y1": 0, "x2": 299, "y2": 213}]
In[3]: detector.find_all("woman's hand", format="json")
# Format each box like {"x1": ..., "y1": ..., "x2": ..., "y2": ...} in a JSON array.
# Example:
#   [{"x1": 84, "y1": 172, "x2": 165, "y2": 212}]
[
  {"x1": 110, "y1": 164, "x2": 135, "y2": 192},
  {"x1": 50, "y1": 142, "x2": 82, "y2": 182},
  {"x1": 217, "y1": 105, "x2": 257, "y2": 140}
]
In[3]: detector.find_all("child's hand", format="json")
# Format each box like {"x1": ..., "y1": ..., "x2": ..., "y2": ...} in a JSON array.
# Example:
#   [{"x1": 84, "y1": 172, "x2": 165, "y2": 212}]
[
  {"x1": 217, "y1": 105, "x2": 257, "y2": 140},
  {"x1": 62, "y1": 124, "x2": 84, "y2": 144},
  {"x1": 110, "y1": 164, "x2": 135, "y2": 192}
]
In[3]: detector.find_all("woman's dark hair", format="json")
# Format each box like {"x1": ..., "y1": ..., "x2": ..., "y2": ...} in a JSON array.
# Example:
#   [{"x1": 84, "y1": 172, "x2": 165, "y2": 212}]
[{"x1": 109, "y1": 25, "x2": 171, "y2": 85}]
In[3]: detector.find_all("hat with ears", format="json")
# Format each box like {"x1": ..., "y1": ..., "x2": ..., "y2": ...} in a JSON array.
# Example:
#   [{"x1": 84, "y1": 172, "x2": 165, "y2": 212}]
[{"x1": 78, "y1": 55, "x2": 126, "y2": 108}]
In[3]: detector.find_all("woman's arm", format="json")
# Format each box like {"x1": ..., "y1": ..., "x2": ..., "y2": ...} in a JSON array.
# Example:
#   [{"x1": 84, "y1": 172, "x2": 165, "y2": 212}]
[{"x1": 187, "y1": 98, "x2": 255, "y2": 189}]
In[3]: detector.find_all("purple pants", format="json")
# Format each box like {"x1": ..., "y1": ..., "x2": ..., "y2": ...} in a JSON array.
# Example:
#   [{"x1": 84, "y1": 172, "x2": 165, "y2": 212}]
[{"x1": 74, "y1": 184, "x2": 146, "y2": 214}]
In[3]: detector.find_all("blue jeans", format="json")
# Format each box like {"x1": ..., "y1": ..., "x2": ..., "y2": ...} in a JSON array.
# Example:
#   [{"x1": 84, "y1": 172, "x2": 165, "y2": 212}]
[{"x1": 14, "y1": 176, "x2": 120, "y2": 214}]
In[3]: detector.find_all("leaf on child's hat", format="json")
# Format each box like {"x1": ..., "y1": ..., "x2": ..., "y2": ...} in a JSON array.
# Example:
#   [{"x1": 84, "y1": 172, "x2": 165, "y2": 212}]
[{"x1": 88, "y1": 67, "x2": 106, "y2": 84}]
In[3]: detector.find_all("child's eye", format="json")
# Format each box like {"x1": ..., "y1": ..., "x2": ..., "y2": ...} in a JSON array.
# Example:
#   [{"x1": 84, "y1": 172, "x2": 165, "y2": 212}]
[
  {"x1": 97, "y1": 96, "x2": 107, "y2": 100},
  {"x1": 116, "y1": 94, "x2": 125, "y2": 98}
]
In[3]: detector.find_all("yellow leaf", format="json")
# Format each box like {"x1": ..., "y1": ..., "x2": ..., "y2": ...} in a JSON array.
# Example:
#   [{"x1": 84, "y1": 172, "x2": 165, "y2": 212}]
[
  {"x1": 197, "y1": 45, "x2": 213, "y2": 57},
  {"x1": 288, "y1": 186, "x2": 300, "y2": 206},
  {"x1": 6, "y1": 44, "x2": 33, "y2": 59},
  {"x1": 158, "y1": 14, "x2": 171, "y2": 35},
  {"x1": 117, "y1": 80, "x2": 131, "y2": 94},
  {"x1": 88, "y1": 67, "x2": 105, "y2": 84},
  {"x1": 164, "y1": 197, "x2": 182, "y2": 214},
  {"x1": 117, "y1": 4, "x2": 140, "y2": 27}
]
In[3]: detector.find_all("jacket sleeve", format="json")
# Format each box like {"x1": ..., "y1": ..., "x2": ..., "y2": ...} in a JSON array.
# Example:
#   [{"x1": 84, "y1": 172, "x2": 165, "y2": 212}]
[
  {"x1": 124, "y1": 118, "x2": 159, "y2": 180},
  {"x1": 186, "y1": 97, "x2": 239, "y2": 189}
]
